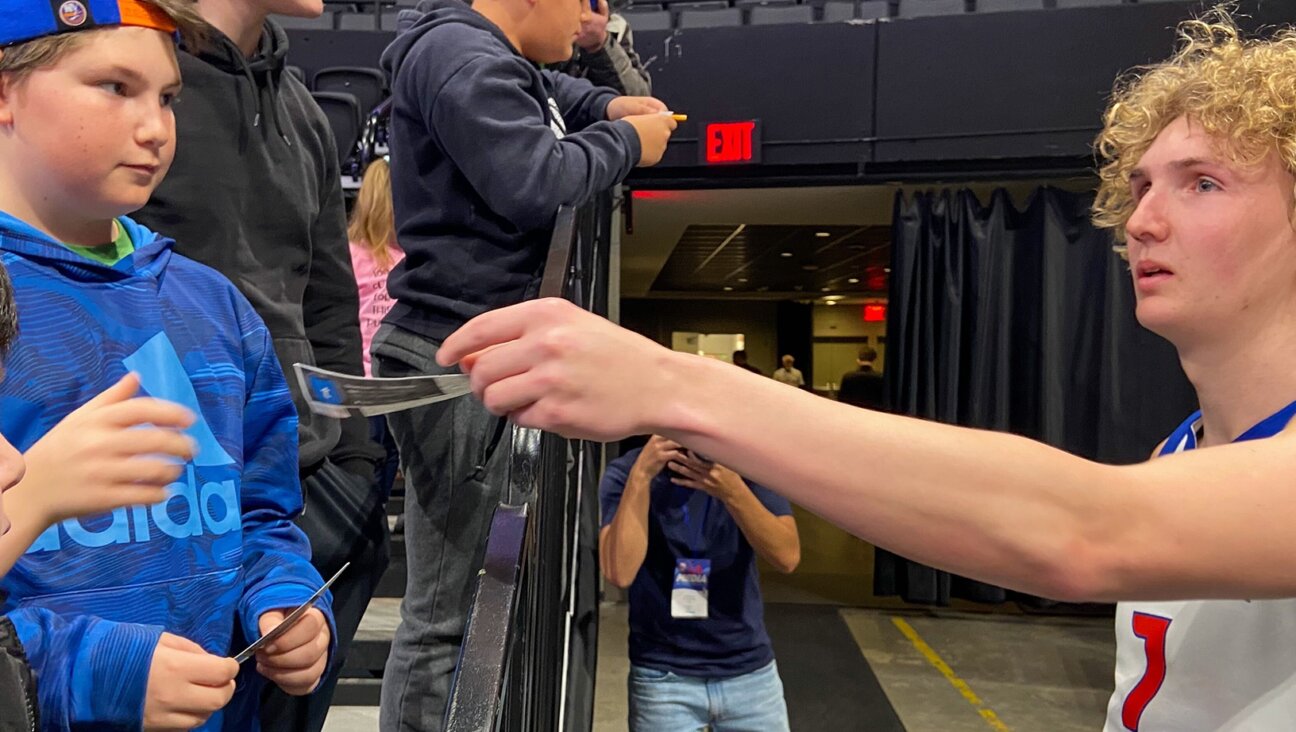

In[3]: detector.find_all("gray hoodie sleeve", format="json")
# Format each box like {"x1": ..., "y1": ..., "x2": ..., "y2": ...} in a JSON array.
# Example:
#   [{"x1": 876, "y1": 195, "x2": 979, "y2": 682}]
[{"x1": 425, "y1": 54, "x2": 641, "y2": 232}]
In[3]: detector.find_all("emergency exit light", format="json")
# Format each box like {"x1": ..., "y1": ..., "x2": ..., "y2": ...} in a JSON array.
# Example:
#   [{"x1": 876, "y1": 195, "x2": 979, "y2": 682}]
[
  {"x1": 703, "y1": 120, "x2": 761, "y2": 165},
  {"x1": 863, "y1": 304, "x2": 887, "y2": 322}
]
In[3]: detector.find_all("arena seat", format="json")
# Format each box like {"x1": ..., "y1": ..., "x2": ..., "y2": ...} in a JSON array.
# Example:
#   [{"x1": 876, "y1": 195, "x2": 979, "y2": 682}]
[
  {"x1": 975, "y1": 0, "x2": 1044, "y2": 11},
  {"x1": 898, "y1": 0, "x2": 968, "y2": 17},
  {"x1": 313, "y1": 67, "x2": 388, "y2": 117},
  {"x1": 311, "y1": 91, "x2": 363, "y2": 169},
  {"x1": 750, "y1": 4, "x2": 815, "y2": 23},
  {"x1": 678, "y1": 6, "x2": 744, "y2": 27},
  {"x1": 623, "y1": 7, "x2": 674, "y2": 29}
]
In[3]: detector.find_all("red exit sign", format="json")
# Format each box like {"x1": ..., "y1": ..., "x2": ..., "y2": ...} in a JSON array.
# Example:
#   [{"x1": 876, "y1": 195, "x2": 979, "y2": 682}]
[
  {"x1": 863, "y1": 303, "x2": 887, "y2": 322},
  {"x1": 702, "y1": 120, "x2": 761, "y2": 165}
]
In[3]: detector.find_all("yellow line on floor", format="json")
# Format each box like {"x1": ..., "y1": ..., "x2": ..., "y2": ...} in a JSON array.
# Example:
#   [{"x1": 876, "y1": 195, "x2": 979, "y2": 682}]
[{"x1": 891, "y1": 617, "x2": 1012, "y2": 732}]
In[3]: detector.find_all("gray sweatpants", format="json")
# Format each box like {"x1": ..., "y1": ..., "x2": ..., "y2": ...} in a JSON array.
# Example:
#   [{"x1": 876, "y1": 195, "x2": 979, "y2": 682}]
[{"x1": 373, "y1": 323, "x2": 513, "y2": 732}]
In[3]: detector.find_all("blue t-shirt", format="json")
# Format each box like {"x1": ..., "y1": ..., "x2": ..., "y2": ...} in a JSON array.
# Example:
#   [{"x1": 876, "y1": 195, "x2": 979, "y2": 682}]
[{"x1": 599, "y1": 448, "x2": 793, "y2": 678}]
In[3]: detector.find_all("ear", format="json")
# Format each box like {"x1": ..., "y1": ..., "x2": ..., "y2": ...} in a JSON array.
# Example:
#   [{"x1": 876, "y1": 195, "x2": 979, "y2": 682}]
[{"x1": 0, "y1": 56, "x2": 16, "y2": 128}]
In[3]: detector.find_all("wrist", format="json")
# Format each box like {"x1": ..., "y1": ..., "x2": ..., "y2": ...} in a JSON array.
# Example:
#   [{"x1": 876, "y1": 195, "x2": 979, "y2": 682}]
[
  {"x1": 651, "y1": 351, "x2": 725, "y2": 446},
  {"x1": 7, "y1": 478, "x2": 54, "y2": 530}
]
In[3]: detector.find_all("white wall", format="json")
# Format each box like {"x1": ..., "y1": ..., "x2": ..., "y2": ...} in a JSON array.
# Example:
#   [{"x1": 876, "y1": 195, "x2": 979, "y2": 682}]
[{"x1": 621, "y1": 299, "x2": 780, "y2": 374}]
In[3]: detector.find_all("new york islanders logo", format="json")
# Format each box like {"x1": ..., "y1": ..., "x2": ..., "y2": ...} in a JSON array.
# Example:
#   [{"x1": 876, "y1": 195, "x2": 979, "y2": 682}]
[
  {"x1": 28, "y1": 333, "x2": 242, "y2": 553},
  {"x1": 58, "y1": 0, "x2": 88, "y2": 26}
]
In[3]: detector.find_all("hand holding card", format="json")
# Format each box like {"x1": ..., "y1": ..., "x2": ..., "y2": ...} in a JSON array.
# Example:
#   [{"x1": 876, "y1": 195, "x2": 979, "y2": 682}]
[
  {"x1": 235, "y1": 562, "x2": 344, "y2": 695},
  {"x1": 255, "y1": 606, "x2": 331, "y2": 696}
]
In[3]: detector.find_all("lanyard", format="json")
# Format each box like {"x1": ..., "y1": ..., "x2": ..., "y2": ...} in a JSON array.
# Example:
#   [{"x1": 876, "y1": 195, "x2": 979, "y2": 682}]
[{"x1": 679, "y1": 490, "x2": 712, "y2": 557}]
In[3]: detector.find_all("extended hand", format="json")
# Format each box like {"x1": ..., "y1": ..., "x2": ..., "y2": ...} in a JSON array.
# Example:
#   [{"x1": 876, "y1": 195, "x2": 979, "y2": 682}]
[{"x1": 440, "y1": 299, "x2": 679, "y2": 442}]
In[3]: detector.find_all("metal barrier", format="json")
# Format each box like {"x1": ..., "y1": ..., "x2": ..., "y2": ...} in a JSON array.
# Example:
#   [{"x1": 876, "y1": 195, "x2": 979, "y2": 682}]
[{"x1": 445, "y1": 195, "x2": 614, "y2": 732}]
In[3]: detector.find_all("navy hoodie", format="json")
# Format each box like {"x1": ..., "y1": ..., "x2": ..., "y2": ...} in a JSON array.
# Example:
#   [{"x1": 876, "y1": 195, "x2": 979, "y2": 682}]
[{"x1": 379, "y1": 0, "x2": 641, "y2": 341}]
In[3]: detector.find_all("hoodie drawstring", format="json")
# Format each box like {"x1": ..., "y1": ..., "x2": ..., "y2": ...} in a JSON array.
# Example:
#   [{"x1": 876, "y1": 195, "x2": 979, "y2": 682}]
[{"x1": 228, "y1": 34, "x2": 292, "y2": 151}]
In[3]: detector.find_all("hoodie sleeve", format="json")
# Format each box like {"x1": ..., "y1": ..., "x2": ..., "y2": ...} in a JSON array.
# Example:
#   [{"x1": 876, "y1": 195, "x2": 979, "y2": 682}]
[
  {"x1": 422, "y1": 52, "x2": 641, "y2": 233},
  {"x1": 302, "y1": 111, "x2": 384, "y2": 479},
  {"x1": 7, "y1": 607, "x2": 162, "y2": 727},
  {"x1": 542, "y1": 69, "x2": 620, "y2": 131},
  {"x1": 235, "y1": 309, "x2": 338, "y2": 665}
]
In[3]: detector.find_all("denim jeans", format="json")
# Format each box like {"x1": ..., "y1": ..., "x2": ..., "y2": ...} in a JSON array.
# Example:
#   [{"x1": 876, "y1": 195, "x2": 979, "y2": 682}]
[
  {"x1": 628, "y1": 661, "x2": 791, "y2": 732},
  {"x1": 373, "y1": 324, "x2": 513, "y2": 732}
]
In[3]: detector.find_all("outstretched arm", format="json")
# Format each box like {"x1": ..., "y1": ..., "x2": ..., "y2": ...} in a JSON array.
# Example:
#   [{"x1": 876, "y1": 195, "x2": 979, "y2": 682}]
[{"x1": 438, "y1": 298, "x2": 1296, "y2": 603}]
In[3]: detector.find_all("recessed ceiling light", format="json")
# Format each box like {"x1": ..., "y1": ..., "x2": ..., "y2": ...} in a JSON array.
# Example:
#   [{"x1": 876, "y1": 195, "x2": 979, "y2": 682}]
[
  {"x1": 821, "y1": 287, "x2": 831, "y2": 292},
  {"x1": 884, "y1": 268, "x2": 892, "y2": 273},
  {"x1": 723, "y1": 286, "x2": 734, "y2": 291},
  {"x1": 802, "y1": 265, "x2": 819, "y2": 272},
  {"x1": 780, "y1": 252, "x2": 793, "y2": 258},
  {"x1": 848, "y1": 278, "x2": 860, "y2": 284},
  {"x1": 815, "y1": 232, "x2": 831, "y2": 238},
  {"x1": 738, "y1": 278, "x2": 748, "y2": 283},
  {"x1": 824, "y1": 295, "x2": 844, "y2": 301},
  {"x1": 826, "y1": 300, "x2": 838, "y2": 306}
]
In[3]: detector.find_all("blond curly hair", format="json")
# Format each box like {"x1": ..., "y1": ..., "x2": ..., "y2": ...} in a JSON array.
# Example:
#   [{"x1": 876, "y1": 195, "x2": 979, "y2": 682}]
[{"x1": 1092, "y1": 7, "x2": 1296, "y2": 248}]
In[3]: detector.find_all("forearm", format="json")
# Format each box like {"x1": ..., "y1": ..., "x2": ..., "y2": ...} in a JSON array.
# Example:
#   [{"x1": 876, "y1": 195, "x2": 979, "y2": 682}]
[
  {"x1": 0, "y1": 494, "x2": 47, "y2": 578},
  {"x1": 723, "y1": 490, "x2": 799, "y2": 573},
  {"x1": 652, "y1": 354, "x2": 1129, "y2": 600},
  {"x1": 600, "y1": 470, "x2": 653, "y2": 588}
]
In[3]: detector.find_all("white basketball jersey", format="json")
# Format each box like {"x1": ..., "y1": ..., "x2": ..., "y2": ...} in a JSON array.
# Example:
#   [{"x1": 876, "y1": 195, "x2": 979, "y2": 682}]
[{"x1": 1105, "y1": 407, "x2": 1296, "y2": 731}]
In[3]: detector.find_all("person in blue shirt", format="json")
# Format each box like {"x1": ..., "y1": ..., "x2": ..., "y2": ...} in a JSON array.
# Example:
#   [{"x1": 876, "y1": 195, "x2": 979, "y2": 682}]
[
  {"x1": 0, "y1": 2, "x2": 336, "y2": 728},
  {"x1": 600, "y1": 436, "x2": 800, "y2": 731}
]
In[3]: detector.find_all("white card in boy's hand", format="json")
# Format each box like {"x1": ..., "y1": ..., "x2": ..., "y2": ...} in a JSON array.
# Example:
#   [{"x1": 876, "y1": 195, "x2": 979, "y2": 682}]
[{"x1": 233, "y1": 562, "x2": 349, "y2": 664}]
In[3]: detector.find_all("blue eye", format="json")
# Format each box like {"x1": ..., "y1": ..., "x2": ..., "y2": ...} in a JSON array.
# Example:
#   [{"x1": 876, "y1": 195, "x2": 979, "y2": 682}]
[{"x1": 1196, "y1": 178, "x2": 1220, "y2": 192}]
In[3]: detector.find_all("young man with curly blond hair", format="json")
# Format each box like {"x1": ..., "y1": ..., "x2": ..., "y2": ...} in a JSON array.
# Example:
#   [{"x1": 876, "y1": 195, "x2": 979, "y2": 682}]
[{"x1": 433, "y1": 9, "x2": 1296, "y2": 730}]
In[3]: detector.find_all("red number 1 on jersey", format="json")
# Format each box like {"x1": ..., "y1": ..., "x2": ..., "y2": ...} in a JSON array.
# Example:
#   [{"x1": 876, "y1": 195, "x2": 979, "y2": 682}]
[{"x1": 1122, "y1": 612, "x2": 1172, "y2": 731}]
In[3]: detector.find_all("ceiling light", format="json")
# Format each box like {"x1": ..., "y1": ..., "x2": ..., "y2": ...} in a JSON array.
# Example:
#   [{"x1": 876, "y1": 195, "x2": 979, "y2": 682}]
[
  {"x1": 780, "y1": 252, "x2": 793, "y2": 258},
  {"x1": 884, "y1": 268, "x2": 892, "y2": 273},
  {"x1": 847, "y1": 278, "x2": 860, "y2": 284},
  {"x1": 738, "y1": 278, "x2": 748, "y2": 283},
  {"x1": 821, "y1": 287, "x2": 831, "y2": 292},
  {"x1": 815, "y1": 232, "x2": 831, "y2": 238},
  {"x1": 826, "y1": 300, "x2": 837, "y2": 306},
  {"x1": 801, "y1": 265, "x2": 819, "y2": 272},
  {"x1": 723, "y1": 287, "x2": 734, "y2": 291},
  {"x1": 824, "y1": 295, "x2": 844, "y2": 301}
]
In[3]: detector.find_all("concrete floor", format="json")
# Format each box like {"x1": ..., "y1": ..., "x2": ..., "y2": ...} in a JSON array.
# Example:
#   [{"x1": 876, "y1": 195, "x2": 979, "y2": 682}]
[
  {"x1": 324, "y1": 601, "x2": 1117, "y2": 732},
  {"x1": 594, "y1": 604, "x2": 1115, "y2": 732}
]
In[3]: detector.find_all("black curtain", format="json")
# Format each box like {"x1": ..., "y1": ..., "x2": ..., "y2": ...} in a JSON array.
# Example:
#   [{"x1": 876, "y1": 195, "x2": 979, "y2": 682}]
[
  {"x1": 875, "y1": 187, "x2": 1197, "y2": 605},
  {"x1": 776, "y1": 301, "x2": 813, "y2": 383}
]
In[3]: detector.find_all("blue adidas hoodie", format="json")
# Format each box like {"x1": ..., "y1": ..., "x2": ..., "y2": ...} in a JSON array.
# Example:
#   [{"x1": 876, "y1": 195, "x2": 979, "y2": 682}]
[
  {"x1": 378, "y1": 0, "x2": 642, "y2": 342},
  {"x1": 0, "y1": 212, "x2": 336, "y2": 730}
]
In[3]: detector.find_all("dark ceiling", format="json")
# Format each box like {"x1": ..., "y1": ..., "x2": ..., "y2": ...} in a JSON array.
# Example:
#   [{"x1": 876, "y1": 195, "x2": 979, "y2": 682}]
[{"x1": 649, "y1": 224, "x2": 891, "y2": 297}]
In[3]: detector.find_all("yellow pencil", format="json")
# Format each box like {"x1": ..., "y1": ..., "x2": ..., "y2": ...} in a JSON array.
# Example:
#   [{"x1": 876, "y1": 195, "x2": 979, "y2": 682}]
[{"x1": 663, "y1": 112, "x2": 688, "y2": 122}]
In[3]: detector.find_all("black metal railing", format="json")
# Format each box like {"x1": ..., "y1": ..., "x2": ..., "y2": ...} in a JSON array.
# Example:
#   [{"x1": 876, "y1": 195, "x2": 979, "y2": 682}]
[{"x1": 445, "y1": 194, "x2": 614, "y2": 732}]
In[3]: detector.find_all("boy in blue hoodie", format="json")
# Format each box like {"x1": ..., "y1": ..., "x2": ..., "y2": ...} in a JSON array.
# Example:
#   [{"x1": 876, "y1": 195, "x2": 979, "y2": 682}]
[
  {"x1": 375, "y1": 0, "x2": 676, "y2": 727},
  {"x1": 0, "y1": 2, "x2": 336, "y2": 728}
]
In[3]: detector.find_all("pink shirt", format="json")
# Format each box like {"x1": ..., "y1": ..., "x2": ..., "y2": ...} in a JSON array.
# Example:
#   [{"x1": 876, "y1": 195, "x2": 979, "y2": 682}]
[{"x1": 350, "y1": 242, "x2": 406, "y2": 376}]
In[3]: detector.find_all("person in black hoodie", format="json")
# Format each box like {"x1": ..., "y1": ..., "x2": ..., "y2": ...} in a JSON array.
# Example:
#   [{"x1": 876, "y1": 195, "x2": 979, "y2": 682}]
[
  {"x1": 133, "y1": 3, "x2": 387, "y2": 731},
  {"x1": 375, "y1": 0, "x2": 675, "y2": 727}
]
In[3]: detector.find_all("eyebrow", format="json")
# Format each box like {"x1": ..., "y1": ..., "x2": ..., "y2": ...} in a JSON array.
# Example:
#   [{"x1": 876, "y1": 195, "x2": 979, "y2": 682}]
[
  {"x1": 1129, "y1": 157, "x2": 1223, "y2": 183},
  {"x1": 101, "y1": 64, "x2": 182, "y2": 91}
]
